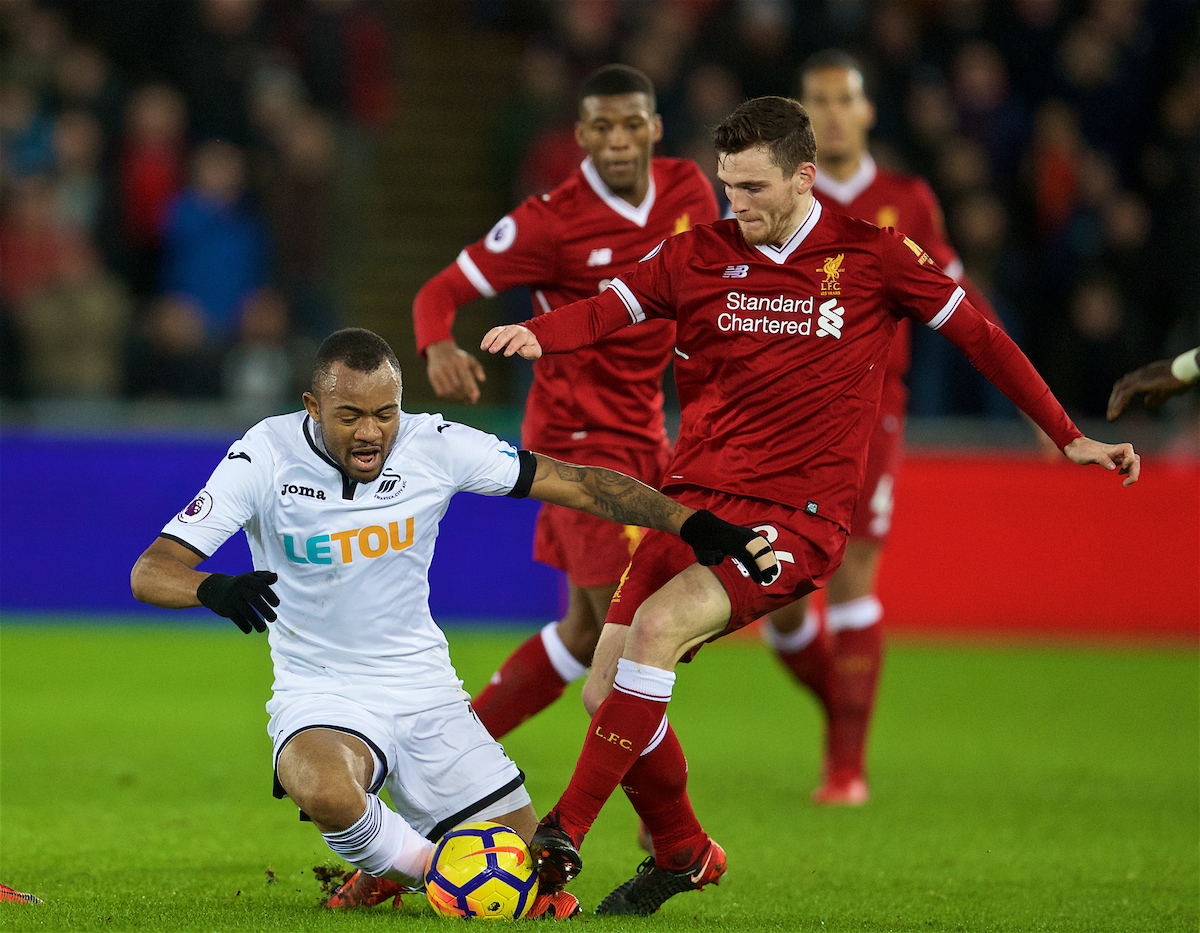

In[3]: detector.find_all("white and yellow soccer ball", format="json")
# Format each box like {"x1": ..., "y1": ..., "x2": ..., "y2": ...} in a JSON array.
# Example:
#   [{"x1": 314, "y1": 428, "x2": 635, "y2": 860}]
[{"x1": 424, "y1": 821, "x2": 539, "y2": 919}]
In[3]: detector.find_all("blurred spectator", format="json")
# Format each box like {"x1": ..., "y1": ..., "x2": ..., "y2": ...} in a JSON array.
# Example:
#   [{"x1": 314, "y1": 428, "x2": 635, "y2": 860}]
[
  {"x1": 996, "y1": 0, "x2": 1068, "y2": 107},
  {"x1": 246, "y1": 59, "x2": 307, "y2": 165},
  {"x1": 728, "y1": 0, "x2": 797, "y2": 102},
  {"x1": 263, "y1": 106, "x2": 341, "y2": 339},
  {"x1": 173, "y1": 0, "x2": 263, "y2": 146},
  {"x1": 901, "y1": 71, "x2": 959, "y2": 181},
  {"x1": 0, "y1": 81, "x2": 56, "y2": 178},
  {"x1": 1054, "y1": 16, "x2": 1139, "y2": 173},
  {"x1": 14, "y1": 234, "x2": 130, "y2": 397},
  {"x1": 950, "y1": 41, "x2": 1028, "y2": 186},
  {"x1": 935, "y1": 135, "x2": 991, "y2": 201},
  {"x1": 50, "y1": 42, "x2": 124, "y2": 149},
  {"x1": 1, "y1": 4, "x2": 70, "y2": 92},
  {"x1": 0, "y1": 175, "x2": 70, "y2": 305},
  {"x1": 125, "y1": 294, "x2": 222, "y2": 398},
  {"x1": 271, "y1": 0, "x2": 393, "y2": 133},
  {"x1": 549, "y1": 0, "x2": 620, "y2": 72},
  {"x1": 867, "y1": 0, "x2": 924, "y2": 145},
  {"x1": 1027, "y1": 99, "x2": 1084, "y2": 236},
  {"x1": 1046, "y1": 271, "x2": 1146, "y2": 416},
  {"x1": 159, "y1": 139, "x2": 270, "y2": 338},
  {"x1": 620, "y1": 2, "x2": 692, "y2": 137},
  {"x1": 222, "y1": 286, "x2": 315, "y2": 417},
  {"x1": 50, "y1": 108, "x2": 104, "y2": 232},
  {"x1": 673, "y1": 62, "x2": 741, "y2": 153},
  {"x1": 494, "y1": 42, "x2": 575, "y2": 200},
  {"x1": 117, "y1": 83, "x2": 188, "y2": 296}
]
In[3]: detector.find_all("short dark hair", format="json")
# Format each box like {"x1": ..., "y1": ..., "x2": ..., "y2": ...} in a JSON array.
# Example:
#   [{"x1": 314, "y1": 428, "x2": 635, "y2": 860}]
[
  {"x1": 798, "y1": 49, "x2": 869, "y2": 96},
  {"x1": 312, "y1": 328, "x2": 400, "y2": 392},
  {"x1": 577, "y1": 64, "x2": 656, "y2": 115},
  {"x1": 712, "y1": 96, "x2": 817, "y2": 177}
]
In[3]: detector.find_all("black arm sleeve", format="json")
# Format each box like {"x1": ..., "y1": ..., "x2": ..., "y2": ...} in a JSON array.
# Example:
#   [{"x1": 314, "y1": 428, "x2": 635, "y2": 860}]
[{"x1": 506, "y1": 449, "x2": 538, "y2": 499}]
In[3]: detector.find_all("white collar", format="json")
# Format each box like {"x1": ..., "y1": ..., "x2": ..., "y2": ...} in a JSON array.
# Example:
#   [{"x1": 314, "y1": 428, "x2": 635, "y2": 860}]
[
  {"x1": 753, "y1": 199, "x2": 823, "y2": 264},
  {"x1": 580, "y1": 157, "x2": 656, "y2": 228},
  {"x1": 813, "y1": 154, "x2": 877, "y2": 205}
]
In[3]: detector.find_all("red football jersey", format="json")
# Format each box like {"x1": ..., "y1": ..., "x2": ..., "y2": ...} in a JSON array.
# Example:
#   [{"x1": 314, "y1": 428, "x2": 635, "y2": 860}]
[
  {"x1": 814, "y1": 154, "x2": 999, "y2": 384},
  {"x1": 524, "y1": 202, "x2": 1081, "y2": 531},
  {"x1": 427, "y1": 156, "x2": 718, "y2": 459}
]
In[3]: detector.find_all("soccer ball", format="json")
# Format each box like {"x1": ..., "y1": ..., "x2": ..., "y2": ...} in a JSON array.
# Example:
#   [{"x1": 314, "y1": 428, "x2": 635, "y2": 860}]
[{"x1": 424, "y1": 821, "x2": 539, "y2": 919}]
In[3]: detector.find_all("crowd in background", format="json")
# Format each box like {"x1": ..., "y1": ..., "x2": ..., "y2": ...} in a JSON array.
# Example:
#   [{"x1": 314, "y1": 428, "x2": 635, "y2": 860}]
[
  {"x1": 0, "y1": 0, "x2": 391, "y2": 412},
  {"x1": 1, "y1": 0, "x2": 1197, "y2": 425},
  {"x1": 478, "y1": 0, "x2": 1199, "y2": 421}
]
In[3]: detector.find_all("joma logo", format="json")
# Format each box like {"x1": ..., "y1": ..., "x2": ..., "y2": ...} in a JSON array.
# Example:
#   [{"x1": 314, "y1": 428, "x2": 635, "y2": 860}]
[{"x1": 281, "y1": 483, "x2": 326, "y2": 500}]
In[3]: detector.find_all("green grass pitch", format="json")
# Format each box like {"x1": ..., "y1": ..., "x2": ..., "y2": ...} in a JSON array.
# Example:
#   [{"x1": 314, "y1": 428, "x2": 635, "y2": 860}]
[{"x1": 1, "y1": 621, "x2": 1195, "y2": 932}]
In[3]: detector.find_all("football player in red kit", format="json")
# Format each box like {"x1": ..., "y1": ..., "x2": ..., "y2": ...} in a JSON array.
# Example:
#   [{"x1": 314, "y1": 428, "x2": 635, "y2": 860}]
[
  {"x1": 413, "y1": 65, "x2": 718, "y2": 740},
  {"x1": 482, "y1": 96, "x2": 1139, "y2": 915},
  {"x1": 761, "y1": 50, "x2": 1014, "y2": 806}
]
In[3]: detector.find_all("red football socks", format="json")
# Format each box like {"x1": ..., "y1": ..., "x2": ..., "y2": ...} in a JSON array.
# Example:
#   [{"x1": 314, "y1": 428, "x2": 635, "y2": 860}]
[
  {"x1": 767, "y1": 609, "x2": 832, "y2": 711},
  {"x1": 553, "y1": 659, "x2": 675, "y2": 844},
  {"x1": 825, "y1": 621, "x2": 883, "y2": 779},
  {"x1": 620, "y1": 722, "x2": 707, "y2": 871},
  {"x1": 473, "y1": 630, "x2": 569, "y2": 739}
]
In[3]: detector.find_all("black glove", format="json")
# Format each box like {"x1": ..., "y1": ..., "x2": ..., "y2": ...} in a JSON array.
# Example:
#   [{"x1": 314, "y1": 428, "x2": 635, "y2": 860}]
[
  {"x1": 197, "y1": 571, "x2": 280, "y2": 633},
  {"x1": 679, "y1": 509, "x2": 780, "y2": 585}
]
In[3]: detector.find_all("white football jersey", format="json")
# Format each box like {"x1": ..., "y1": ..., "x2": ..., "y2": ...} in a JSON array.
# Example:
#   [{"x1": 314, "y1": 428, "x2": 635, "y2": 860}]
[{"x1": 161, "y1": 411, "x2": 532, "y2": 706}]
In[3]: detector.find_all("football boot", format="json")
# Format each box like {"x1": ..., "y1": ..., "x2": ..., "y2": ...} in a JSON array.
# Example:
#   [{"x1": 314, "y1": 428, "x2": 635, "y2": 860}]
[
  {"x1": 812, "y1": 766, "x2": 869, "y2": 806},
  {"x1": 325, "y1": 870, "x2": 405, "y2": 908},
  {"x1": 526, "y1": 889, "x2": 583, "y2": 919},
  {"x1": 594, "y1": 838, "x2": 725, "y2": 916},
  {"x1": 0, "y1": 883, "x2": 42, "y2": 905},
  {"x1": 529, "y1": 811, "x2": 583, "y2": 893}
]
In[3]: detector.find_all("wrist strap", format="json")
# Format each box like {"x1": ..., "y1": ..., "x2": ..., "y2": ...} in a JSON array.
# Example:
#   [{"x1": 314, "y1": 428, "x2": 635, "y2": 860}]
[{"x1": 1170, "y1": 348, "x2": 1200, "y2": 384}]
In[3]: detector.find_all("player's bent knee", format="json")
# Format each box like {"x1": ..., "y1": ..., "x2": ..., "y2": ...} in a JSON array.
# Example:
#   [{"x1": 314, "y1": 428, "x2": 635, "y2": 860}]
[
  {"x1": 285, "y1": 780, "x2": 367, "y2": 831},
  {"x1": 626, "y1": 603, "x2": 689, "y2": 661},
  {"x1": 580, "y1": 672, "x2": 613, "y2": 717}
]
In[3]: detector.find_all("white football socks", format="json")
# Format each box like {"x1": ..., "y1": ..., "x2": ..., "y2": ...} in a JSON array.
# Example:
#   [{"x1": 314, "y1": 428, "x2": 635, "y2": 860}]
[
  {"x1": 321, "y1": 794, "x2": 433, "y2": 884},
  {"x1": 613, "y1": 657, "x2": 676, "y2": 702},
  {"x1": 762, "y1": 608, "x2": 821, "y2": 654},
  {"x1": 825, "y1": 595, "x2": 883, "y2": 633},
  {"x1": 541, "y1": 621, "x2": 588, "y2": 683}
]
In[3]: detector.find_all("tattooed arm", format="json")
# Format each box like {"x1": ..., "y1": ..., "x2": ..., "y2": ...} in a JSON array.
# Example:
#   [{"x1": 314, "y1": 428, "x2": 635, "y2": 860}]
[
  {"x1": 525, "y1": 454, "x2": 781, "y2": 584},
  {"x1": 526, "y1": 454, "x2": 691, "y2": 533}
]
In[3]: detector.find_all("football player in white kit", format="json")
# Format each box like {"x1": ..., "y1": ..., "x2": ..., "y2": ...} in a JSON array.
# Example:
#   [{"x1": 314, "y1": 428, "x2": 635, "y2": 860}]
[{"x1": 130, "y1": 328, "x2": 778, "y2": 917}]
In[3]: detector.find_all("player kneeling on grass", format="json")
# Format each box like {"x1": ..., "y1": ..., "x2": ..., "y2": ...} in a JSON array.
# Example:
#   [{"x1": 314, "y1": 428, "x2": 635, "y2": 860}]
[{"x1": 130, "y1": 328, "x2": 778, "y2": 918}]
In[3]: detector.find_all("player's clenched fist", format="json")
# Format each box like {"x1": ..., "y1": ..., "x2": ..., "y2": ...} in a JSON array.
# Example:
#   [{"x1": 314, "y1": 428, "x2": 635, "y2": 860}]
[
  {"x1": 680, "y1": 509, "x2": 780, "y2": 585},
  {"x1": 426, "y1": 340, "x2": 486, "y2": 404},
  {"x1": 197, "y1": 571, "x2": 280, "y2": 633},
  {"x1": 481, "y1": 325, "x2": 543, "y2": 360}
]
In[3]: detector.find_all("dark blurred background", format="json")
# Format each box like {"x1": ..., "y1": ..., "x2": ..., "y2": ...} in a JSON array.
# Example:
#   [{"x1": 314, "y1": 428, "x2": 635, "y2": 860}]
[{"x1": 1, "y1": 0, "x2": 1196, "y2": 446}]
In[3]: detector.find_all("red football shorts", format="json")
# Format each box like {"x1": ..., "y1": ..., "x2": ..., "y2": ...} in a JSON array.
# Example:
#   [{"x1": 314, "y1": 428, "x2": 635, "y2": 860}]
[
  {"x1": 605, "y1": 487, "x2": 848, "y2": 660},
  {"x1": 850, "y1": 376, "x2": 908, "y2": 543},
  {"x1": 533, "y1": 444, "x2": 669, "y2": 588}
]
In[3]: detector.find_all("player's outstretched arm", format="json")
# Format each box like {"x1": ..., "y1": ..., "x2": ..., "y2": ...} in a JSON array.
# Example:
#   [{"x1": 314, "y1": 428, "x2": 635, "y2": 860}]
[
  {"x1": 526, "y1": 454, "x2": 780, "y2": 584},
  {"x1": 426, "y1": 339, "x2": 487, "y2": 404},
  {"x1": 1062, "y1": 437, "x2": 1141, "y2": 487},
  {"x1": 131, "y1": 537, "x2": 279, "y2": 633},
  {"x1": 480, "y1": 324, "x2": 542, "y2": 360},
  {"x1": 1106, "y1": 349, "x2": 1199, "y2": 421}
]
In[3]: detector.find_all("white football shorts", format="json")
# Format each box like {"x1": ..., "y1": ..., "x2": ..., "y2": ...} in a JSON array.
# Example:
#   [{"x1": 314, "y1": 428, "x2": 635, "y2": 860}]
[{"x1": 266, "y1": 684, "x2": 529, "y2": 840}]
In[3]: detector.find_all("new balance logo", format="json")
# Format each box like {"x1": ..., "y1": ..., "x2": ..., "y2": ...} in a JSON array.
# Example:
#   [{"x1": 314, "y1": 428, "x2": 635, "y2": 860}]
[
  {"x1": 722, "y1": 264, "x2": 749, "y2": 278},
  {"x1": 586, "y1": 247, "x2": 613, "y2": 266},
  {"x1": 816, "y1": 298, "x2": 844, "y2": 338}
]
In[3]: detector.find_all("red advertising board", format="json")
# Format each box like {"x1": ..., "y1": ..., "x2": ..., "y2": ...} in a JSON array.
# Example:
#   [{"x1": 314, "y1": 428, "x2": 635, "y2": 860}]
[{"x1": 873, "y1": 452, "x2": 1198, "y2": 640}]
